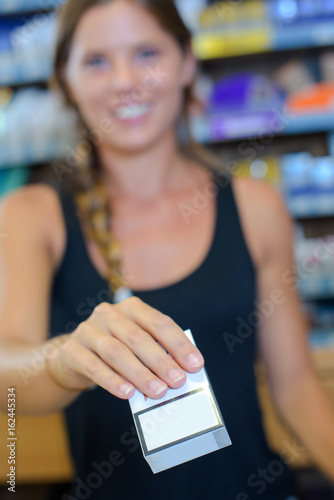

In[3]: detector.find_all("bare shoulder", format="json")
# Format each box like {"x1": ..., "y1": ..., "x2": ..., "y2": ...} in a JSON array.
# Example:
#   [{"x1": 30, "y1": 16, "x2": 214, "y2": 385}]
[
  {"x1": 0, "y1": 184, "x2": 66, "y2": 269},
  {"x1": 232, "y1": 175, "x2": 287, "y2": 213},
  {"x1": 231, "y1": 176, "x2": 293, "y2": 267}
]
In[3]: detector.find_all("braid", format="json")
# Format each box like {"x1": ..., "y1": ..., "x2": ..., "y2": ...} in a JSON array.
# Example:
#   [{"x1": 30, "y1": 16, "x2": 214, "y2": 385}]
[{"x1": 70, "y1": 139, "x2": 127, "y2": 295}]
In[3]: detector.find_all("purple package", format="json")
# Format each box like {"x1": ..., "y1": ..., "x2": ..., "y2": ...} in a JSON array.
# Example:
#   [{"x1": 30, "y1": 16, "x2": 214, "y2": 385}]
[{"x1": 208, "y1": 73, "x2": 285, "y2": 113}]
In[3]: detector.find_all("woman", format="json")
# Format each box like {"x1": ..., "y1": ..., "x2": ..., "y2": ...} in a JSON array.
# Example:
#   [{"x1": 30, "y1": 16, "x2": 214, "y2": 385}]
[{"x1": 0, "y1": 0, "x2": 334, "y2": 499}]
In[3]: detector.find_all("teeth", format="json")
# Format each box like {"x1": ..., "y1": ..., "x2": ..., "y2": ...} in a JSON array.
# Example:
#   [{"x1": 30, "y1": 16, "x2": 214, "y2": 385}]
[{"x1": 114, "y1": 103, "x2": 152, "y2": 119}]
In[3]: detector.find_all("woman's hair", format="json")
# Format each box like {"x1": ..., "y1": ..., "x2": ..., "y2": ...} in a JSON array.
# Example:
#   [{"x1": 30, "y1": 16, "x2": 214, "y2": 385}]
[{"x1": 51, "y1": 0, "x2": 225, "y2": 293}]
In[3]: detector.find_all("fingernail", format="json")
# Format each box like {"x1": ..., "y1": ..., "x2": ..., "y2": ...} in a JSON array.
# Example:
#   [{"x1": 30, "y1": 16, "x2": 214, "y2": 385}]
[
  {"x1": 120, "y1": 384, "x2": 134, "y2": 396},
  {"x1": 187, "y1": 353, "x2": 203, "y2": 368},
  {"x1": 149, "y1": 380, "x2": 168, "y2": 396},
  {"x1": 168, "y1": 369, "x2": 186, "y2": 383}
]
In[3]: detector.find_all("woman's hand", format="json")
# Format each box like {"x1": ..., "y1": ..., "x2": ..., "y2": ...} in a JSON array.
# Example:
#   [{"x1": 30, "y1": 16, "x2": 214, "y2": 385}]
[{"x1": 46, "y1": 296, "x2": 204, "y2": 400}]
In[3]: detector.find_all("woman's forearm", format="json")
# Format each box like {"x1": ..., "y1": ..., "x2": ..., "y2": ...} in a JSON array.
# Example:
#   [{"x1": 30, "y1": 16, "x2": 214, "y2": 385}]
[
  {"x1": 0, "y1": 336, "x2": 81, "y2": 415},
  {"x1": 276, "y1": 368, "x2": 334, "y2": 482}
]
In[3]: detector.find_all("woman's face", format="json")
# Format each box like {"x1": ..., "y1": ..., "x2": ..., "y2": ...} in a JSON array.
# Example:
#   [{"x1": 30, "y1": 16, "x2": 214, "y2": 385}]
[{"x1": 65, "y1": 0, "x2": 196, "y2": 154}]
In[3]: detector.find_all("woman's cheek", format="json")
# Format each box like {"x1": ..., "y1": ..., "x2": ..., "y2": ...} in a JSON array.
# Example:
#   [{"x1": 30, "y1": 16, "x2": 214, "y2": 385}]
[
  {"x1": 76, "y1": 96, "x2": 105, "y2": 131},
  {"x1": 161, "y1": 83, "x2": 185, "y2": 118}
]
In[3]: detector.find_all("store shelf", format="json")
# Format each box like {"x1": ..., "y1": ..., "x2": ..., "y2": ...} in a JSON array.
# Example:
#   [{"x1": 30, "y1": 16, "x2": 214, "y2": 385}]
[
  {"x1": 0, "y1": 141, "x2": 75, "y2": 170},
  {"x1": 193, "y1": 25, "x2": 272, "y2": 59},
  {"x1": 193, "y1": 20, "x2": 334, "y2": 60},
  {"x1": 0, "y1": 0, "x2": 62, "y2": 15},
  {"x1": 286, "y1": 195, "x2": 334, "y2": 219},
  {"x1": 284, "y1": 112, "x2": 334, "y2": 135},
  {"x1": 0, "y1": 53, "x2": 53, "y2": 86},
  {"x1": 300, "y1": 277, "x2": 334, "y2": 300},
  {"x1": 309, "y1": 328, "x2": 334, "y2": 349},
  {"x1": 190, "y1": 110, "x2": 334, "y2": 144},
  {"x1": 274, "y1": 21, "x2": 334, "y2": 51}
]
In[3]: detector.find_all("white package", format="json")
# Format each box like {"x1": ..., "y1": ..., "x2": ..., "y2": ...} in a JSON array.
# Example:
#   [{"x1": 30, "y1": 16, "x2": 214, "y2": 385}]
[{"x1": 129, "y1": 329, "x2": 231, "y2": 473}]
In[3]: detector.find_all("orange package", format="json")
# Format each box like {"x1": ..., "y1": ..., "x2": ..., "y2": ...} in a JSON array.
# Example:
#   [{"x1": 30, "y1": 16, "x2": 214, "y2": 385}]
[{"x1": 287, "y1": 82, "x2": 334, "y2": 114}]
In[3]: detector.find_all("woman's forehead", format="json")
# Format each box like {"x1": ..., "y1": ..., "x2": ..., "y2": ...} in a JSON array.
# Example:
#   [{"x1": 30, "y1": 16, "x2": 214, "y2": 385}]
[{"x1": 71, "y1": 1, "x2": 170, "y2": 50}]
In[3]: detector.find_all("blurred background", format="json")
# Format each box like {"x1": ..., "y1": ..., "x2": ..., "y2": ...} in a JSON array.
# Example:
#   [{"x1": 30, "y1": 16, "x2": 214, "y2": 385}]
[{"x1": 1, "y1": 0, "x2": 334, "y2": 498}]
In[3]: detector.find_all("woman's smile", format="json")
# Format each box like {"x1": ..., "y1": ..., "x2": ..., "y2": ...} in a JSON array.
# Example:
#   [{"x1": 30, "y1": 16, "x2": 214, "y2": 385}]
[{"x1": 112, "y1": 101, "x2": 155, "y2": 123}]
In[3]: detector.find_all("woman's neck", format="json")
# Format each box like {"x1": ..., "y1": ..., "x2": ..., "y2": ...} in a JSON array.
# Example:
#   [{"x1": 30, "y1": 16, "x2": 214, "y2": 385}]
[{"x1": 98, "y1": 132, "x2": 193, "y2": 203}]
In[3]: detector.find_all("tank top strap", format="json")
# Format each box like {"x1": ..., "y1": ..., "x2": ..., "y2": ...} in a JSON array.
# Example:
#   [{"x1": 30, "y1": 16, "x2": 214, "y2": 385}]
[
  {"x1": 208, "y1": 171, "x2": 255, "y2": 277},
  {"x1": 43, "y1": 182, "x2": 94, "y2": 271},
  {"x1": 55, "y1": 184, "x2": 82, "y2": 236}
]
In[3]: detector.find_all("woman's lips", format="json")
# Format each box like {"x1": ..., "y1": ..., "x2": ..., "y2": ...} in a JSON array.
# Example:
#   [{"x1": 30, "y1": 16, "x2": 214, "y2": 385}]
[{"x1": 113, "y1": 102, "x2": 154, "y2": 124}]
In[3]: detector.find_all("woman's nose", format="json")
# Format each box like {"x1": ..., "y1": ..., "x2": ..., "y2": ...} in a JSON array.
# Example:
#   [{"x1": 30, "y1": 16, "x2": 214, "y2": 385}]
[{"x1": 110, "y1": 61, "x2": 138, "y2": 92}]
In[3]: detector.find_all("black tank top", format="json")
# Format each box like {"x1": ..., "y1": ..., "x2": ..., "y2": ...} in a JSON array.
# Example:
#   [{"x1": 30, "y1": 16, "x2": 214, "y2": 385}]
[{"x1": 48, "y1": 175, "x2": 295, "y2": 500}]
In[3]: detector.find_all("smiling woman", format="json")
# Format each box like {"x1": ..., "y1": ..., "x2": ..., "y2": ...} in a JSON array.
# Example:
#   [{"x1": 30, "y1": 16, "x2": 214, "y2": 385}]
[
  {"x1": 51, "y1": 0, "x2": 221, "y2": 294},
  {"x1": 1, "y1": 1, "x2": 334, "y2": 500}
]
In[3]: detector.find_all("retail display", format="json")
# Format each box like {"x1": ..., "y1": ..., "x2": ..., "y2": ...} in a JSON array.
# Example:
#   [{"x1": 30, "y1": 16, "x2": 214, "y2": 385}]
[
  {"x1": 0, "y1": 11, "x2": 58, "y2": 85},
  {"x1": 0, "y1": 88, "x2": 77, "y2": 167},
  {"x1": 0, "y1": 0, "x2": 333, "y2": 385},
  {"x1": 0, "y1": 0, "x2": 334, "y2": 346},
  {"x1": 194, "y1": 0, "x2": 334, "y2": 58},
  {"x1": 1, "y1": 2, "x2": 334, "y2": 497}
]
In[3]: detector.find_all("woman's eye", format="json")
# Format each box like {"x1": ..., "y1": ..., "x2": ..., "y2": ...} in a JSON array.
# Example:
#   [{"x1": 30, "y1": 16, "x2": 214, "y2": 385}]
[
  {"x1": 85, "y1": 56, "x2": 108, "y2": 68},
  {"x1": 138, "y1": 49, "x2": 158, "y2": 60}
]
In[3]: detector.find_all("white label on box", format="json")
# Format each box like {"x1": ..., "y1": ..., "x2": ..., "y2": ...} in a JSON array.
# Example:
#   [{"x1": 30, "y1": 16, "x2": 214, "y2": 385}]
[{"x1": 137, "y1": 387, "x2": 221, "y2": 453}]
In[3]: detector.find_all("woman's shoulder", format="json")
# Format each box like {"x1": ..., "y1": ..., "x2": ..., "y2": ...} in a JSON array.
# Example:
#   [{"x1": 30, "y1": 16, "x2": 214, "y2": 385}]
[
  {"x1": 1, "y1": 182, "x2": 62, "y2": 206},
  {"x1": 232, "y1": 175, "x2": 285, "y2": 207},
  {"x1": 231, "y1": 176, "x2": 293, "y2": 268},
  {"x1": 0, "y1": 183, "x2": 67, "y2": 271}
]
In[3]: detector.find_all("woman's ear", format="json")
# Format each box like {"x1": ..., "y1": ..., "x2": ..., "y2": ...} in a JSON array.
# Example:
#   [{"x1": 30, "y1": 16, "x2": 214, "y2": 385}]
[{"x1": 180, "y1": 43, "x2": 197, "y2": 87}]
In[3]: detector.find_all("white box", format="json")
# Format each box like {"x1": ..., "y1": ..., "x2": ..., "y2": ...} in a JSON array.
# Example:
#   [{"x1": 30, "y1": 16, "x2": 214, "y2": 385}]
[{"x1": 129, "y1": 329, "x2": 232, "y2": 473}]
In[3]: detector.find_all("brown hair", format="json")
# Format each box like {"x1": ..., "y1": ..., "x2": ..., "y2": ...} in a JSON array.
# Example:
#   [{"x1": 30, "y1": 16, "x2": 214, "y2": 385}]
[{"x1": 51, "y1": 0, "x2": 225, "y2": 294}]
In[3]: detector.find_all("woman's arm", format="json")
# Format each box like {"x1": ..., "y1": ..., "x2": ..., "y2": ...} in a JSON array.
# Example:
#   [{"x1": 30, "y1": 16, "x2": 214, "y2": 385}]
[
  {"x1": 249, "y1": 182, "x2": 334, "y2": 481},
  {"x1": 0, "y1": 185, "x2": 84, "y2": 414},
  {"x1": 0, "y1": 185, "x2": 204, "y2": 415}
]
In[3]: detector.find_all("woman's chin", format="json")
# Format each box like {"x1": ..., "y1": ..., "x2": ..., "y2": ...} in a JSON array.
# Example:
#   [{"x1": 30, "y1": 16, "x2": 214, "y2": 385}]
[{"x1": 104, "y1": 131, "x2": 167, "y2": 155}]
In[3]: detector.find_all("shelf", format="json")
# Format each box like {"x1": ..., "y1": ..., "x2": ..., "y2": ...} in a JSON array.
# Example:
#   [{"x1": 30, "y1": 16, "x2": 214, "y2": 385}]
[
  {"x1": 309, "y1": 328, "x2": 334, "y2": 350},
  {"x1": 0, "y1": 53, "x2": 54, "y2": 86},
  {"x1": 193, "y1": 25, "x2": 272, "y2": 59},
  {"x1": 193, "y1": 20, "x2": 334, "y2": 60},
  {"x1": 0, "y1": 141, "x2": 75, "y2": 170},
  {"x1": 274, "y1": 21, "x2": 334, "y2": 51},
  {"x1": 286, "y1": 195, "x2": 334, "y2": 219},
  {"x1": 190, "y1": 110, "x2": 334, "y2": 144},
  {"x1": 0, "y1": 0, "x2": 62, "y2": 15},
  {"x1": 300, "y1": 277, "x2": 334, "y2": 300},
  {"x1": 284, "y1": 112, "x2": 334, "y2": 135}
]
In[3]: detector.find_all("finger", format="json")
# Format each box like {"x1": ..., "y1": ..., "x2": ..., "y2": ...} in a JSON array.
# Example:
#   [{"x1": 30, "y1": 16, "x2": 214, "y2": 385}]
[
  {"x1": 88, "y1": 312, "x2": 187, "y2": 389},
  {"x1": 63, "y1": 342, "x2": 136, "y2": 400},
  {"x1": 116, "y1": 297, "x2": 205, "y2": 372},
  {"x1": 78, "y1": 321, "x2": 170, "y2": 399}
]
